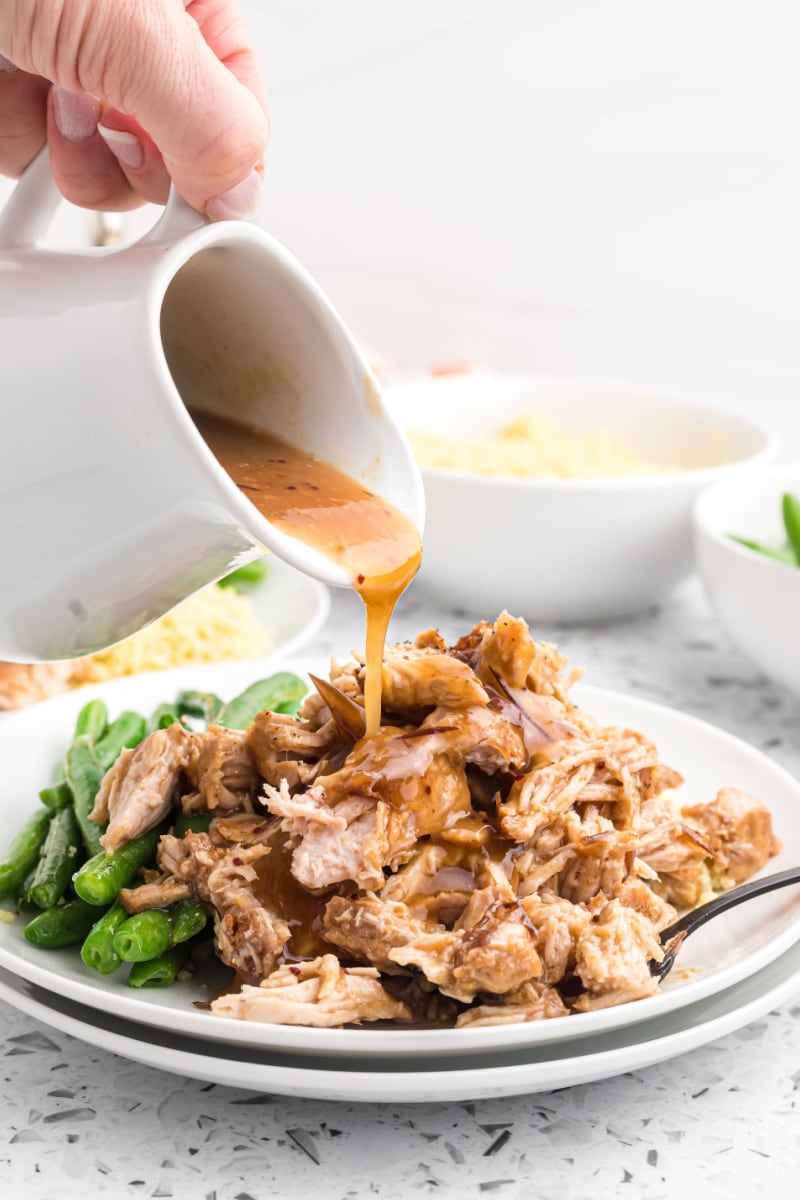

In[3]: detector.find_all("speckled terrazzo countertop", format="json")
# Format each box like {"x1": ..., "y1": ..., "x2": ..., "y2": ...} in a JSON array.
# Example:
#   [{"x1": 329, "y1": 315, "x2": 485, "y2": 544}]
[{"x1": 2, "y1": 580, "x2": 799, "y2": 1199}]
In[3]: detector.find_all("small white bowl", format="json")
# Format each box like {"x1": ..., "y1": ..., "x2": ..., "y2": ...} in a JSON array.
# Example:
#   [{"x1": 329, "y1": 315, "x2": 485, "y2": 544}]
[
  {"x1": 385, "y1": 373, "x2": 778, "y2": 621},
  {"x1": 694, "y1": 465, "x2": 800, "y2": 693}
]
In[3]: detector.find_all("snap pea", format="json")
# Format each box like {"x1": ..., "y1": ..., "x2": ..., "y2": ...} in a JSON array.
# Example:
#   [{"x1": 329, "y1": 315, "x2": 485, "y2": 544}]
[
  {"x1": 95, "y1": 711, "x2": 147, "y2": 770},
  {"x1": 782, "y1": 492, "x2": 800, "y2": 563},
  {"x1": 216, "y1": 672, "x2": 307, "y2": 729},
  {"x1": 38, "y1": 781, "x2": 73, "y2": 812},
  {"x1": 73, "y1": 699, "x2": 108, "y2": 743},
  {"x1": 217, "y1": 559, "x2": 269, "y2": 592},
  {"x1": 0, "y1": 810, "x2": 52, "y2": 899},
  {"x1": 113, "y1": 909, "x2": 173, "y2": 962},
  {"x1": 65, "y1": 735, "x2": 106, "y2": 857},
  {"x1": 171, "y1": 901, "x2": 208, "y2": 945},
  {"x1": 80, "y1": 898, "x2": 129, "y2": 975},
  {"x1": 172, "y1": 812, "x2": 211, "y2": 838},
  {"x1": 127, "y1": 945, "x2": 189, "y2": 988},
  {"x1": 26, "y1": 806, "x2": 81, "y2": 910},
  {"x1": 72, "y1": 824, "x2": 166, "y2": 907},
  {"x1": 24, "y1": 899, "x2": 106, "y2": 948}
]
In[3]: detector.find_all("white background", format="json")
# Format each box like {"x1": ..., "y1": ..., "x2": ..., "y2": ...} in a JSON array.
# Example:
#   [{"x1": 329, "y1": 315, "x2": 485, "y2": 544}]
[{"x1": 2, "y1": 1, "x2": 800, "y2": 438}]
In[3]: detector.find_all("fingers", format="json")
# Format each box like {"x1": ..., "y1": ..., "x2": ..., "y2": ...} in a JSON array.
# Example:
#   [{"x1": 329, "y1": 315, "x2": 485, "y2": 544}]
[
  {"x1": 185, "y1": 0, "x2": 268, "y2": 110},
  {"x1": 47, "y1": 91, "x2": 170, "y2": 210},
  {"x1": 1, "y1": 0, "x2": 269, "y2": 218},
  {"x1": 96, "y1": 0, "x2": 269, "y2": 216},
  {"x1": 0, "y1": 61, "x2": 49, "y2": 177}
]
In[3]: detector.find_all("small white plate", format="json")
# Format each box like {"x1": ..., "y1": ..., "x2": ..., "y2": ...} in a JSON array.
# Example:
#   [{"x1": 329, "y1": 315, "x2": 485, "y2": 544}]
[
  {"x1": 0, "y1": 941, "x2": 799, "y2": 1102},
  {"x1": 0, "y1": 665, "x2": 798, "y2": 1058},
  {"x1": 234, "y1": 556, "x2": 330, "y2": 668},
  {"x1": 0, "y1": 557, "x2": 330, "y2": 709}
]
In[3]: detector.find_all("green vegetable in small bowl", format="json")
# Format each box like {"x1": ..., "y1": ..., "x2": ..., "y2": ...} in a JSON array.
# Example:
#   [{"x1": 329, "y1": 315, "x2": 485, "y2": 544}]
[
  {"x1": 728, "y1": 492, "x2": 800, "y2": 567},
  {"x1": 216, "y1": 559, "x2": 269, "y2": 593}
]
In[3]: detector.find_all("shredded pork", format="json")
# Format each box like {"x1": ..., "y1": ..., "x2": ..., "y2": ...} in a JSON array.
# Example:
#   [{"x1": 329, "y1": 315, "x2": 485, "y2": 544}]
[{"x1": 89, "y1": 612, "x2": 781, "y2": 1028}]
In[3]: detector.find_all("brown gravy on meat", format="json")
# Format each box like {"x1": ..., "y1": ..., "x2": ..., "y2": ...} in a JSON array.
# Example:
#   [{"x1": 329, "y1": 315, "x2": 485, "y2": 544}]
[
  {"x1": 192, "y1": 411, "x2": 421, "y2": 736},
  {"x1": 252, "y1": 831, "x2": 331, "y2": 961}
]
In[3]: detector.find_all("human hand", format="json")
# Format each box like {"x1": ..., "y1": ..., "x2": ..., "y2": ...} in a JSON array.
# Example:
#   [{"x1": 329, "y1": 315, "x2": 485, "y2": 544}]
[{"x1": 0, "y1": 0, "x2": 269, "y2": 219}]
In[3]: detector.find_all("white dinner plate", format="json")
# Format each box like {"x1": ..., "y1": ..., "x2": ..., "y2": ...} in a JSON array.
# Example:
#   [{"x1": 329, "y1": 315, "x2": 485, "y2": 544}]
[
  {"x1": 1, "y1": 938, "x2": 799, "y2": 1102},
  {"x1": 0, "y1": 662, "x2": 798, "y2": 1059}
]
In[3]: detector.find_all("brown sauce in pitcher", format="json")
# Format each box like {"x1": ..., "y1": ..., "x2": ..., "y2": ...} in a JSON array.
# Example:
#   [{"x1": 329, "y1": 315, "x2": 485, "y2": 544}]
[{"x1": 191, "y1": 410, "x2": 421, "y2": 736}]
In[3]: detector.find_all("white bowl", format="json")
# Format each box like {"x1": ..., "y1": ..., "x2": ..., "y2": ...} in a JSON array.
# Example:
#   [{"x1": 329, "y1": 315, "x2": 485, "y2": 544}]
[
  {"x1": 694, "y1": 465, "x2": 800, "y2": 693},
  {"x1": 385, "y1": 373, "x2": 778, "y2": 622}
]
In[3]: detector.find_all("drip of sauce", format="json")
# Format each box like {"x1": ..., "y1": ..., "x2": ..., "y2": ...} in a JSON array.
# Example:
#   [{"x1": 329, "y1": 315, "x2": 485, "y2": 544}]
[{"x1": 192, "y1": 410, "x2": 421, "y2": 736}]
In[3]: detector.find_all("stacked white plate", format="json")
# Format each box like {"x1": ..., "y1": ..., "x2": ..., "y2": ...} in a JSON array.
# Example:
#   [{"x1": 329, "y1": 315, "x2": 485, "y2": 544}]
[{"x1": 1, "y1": 644, "x2": 799, "y2": 1102}]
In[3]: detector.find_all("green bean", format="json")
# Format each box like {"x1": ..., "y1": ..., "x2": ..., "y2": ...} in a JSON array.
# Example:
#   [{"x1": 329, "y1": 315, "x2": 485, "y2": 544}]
[
  {"x1": 127, "y1": 945, "x2": 189, "y2": 988},
  {"x1": 216, "y1": 672, "x2": 308, "y2": 729},
  {"x1": 782, "y1": 493, "x2": 800, "y2": 563},
  {"x1": 80, "y1": 898, "x2": 129, "y2": 975},
  {"x1": 65, "y1": 735, "x2": 106, "y2": 857},
  {"x1": 16, "y1": 868, "x2": 40, "y2": 912},
  {"x1": 73, "y1": 699, "x2": 108, "y2": 743},
  {"x1": 0, "y1": 810, "x2": 52, "y2": 899},
  {"x1": 23, "y1": 899, "x2": 106, "y2": 948},
  {"x1": 38, "y1": 781, "x2": 73, "y2": 811},
  {"x1": 171, "y1": 901, "x2": 207, "y2": 945},
  {"x1": 217, "y1": 560, "x2": 268, "y2": 592},
  {"x1": 113, "y1": 909, "x2": 173, "y2": 962},
  {"x1": 95, "y1": 711, "x2": 147, "y2": 770},
  {"x1": 175, "y1": 690, "x2": 223, "y2": 723},
  {"x1": 72, "y1": 824, "x2": 165, "y2": 907},
  {"x1": 727, "y1": 534, "x2": 797, "y2": 566},
  {"x1": 26, "y1": 807, "x2": 81, "y2": 910},
  {"x1": 172, "y1": 812, "x2": 211, "y2": 838},
  {"x1": 147, "y1": 702, "x2": 180, "y2": 733}
]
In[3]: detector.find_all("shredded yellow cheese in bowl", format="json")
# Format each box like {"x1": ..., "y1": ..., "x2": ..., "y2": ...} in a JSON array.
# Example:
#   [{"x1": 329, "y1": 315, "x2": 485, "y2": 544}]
[{"x1": 408, "y1": 410, "x2": 672, "y2": 479}]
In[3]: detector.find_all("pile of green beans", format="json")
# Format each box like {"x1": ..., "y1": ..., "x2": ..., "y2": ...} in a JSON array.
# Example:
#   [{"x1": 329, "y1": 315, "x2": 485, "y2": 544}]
[
  {"x1": 0, "y1": 672, "x2": 306, "y2": 989},
  {"x1": 729, "y1": 491, "x2": 800, "y2": 567}
]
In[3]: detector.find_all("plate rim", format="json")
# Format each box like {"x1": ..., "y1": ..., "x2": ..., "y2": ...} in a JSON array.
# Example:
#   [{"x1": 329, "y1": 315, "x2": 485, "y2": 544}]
[{"x1": 1, "y1": 939, "x2": 799, "y2": 1102}]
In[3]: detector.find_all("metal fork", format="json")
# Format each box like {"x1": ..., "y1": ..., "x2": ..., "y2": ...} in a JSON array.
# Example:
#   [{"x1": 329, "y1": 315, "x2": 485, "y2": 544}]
[{"x1": 650, "y1": 865, "x2": 800, "y2": 981}]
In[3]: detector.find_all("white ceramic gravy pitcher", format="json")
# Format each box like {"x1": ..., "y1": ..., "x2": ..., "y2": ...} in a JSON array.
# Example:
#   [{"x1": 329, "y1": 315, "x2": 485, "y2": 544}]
[{"x1": 0, "y1": 152, "x2": 424, "y2": 662}]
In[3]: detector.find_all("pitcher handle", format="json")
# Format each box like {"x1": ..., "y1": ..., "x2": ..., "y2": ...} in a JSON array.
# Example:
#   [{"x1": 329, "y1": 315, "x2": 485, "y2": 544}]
[
  {"x1": 0, "y1": 145, "x2": 210, "y2": 250},
  {"x1": 0, "y1": 147, "x2": 61, "y2": 249},
  {"x1": 139, "y1": 184, "x2": 210, "y2": 244}
]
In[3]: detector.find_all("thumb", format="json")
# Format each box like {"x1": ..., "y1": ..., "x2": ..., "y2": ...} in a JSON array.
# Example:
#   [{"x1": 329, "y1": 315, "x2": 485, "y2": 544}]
[{"x1": 4, "y1": 0, "x2": 269, "y2": 215}]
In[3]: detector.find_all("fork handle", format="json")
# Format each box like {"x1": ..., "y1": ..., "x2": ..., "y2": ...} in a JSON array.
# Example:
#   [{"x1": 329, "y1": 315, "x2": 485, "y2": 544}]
[{"x1": 659, "y1": 864, "x2": 800, "y2": 945}]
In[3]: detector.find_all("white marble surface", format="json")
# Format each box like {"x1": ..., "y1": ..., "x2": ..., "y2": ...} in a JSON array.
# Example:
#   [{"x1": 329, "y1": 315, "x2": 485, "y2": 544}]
[{"x1": 1, "y1": 579, "x2": 799, "y2": 1198}]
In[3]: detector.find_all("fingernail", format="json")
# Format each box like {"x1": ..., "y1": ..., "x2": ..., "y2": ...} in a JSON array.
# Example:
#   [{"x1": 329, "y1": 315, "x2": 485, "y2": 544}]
[
  {"x1": 0, "y1": 54, "x2": 17, "y2": 72},
  {"x1": 97, "y1": 123, "x2": 144, "y2": 169},
  {"x1": 206, "y1": 169, "x2": 263, "y2": 221},
  {"x1": 52, "y1": 86, "x2": 100, "y2": 142}
]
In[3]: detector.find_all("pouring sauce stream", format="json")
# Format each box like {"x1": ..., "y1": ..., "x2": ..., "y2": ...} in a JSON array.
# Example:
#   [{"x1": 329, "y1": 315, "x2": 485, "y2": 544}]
[{"x1": 191, "y1": 410, "x2": 421, "y2": 735}]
